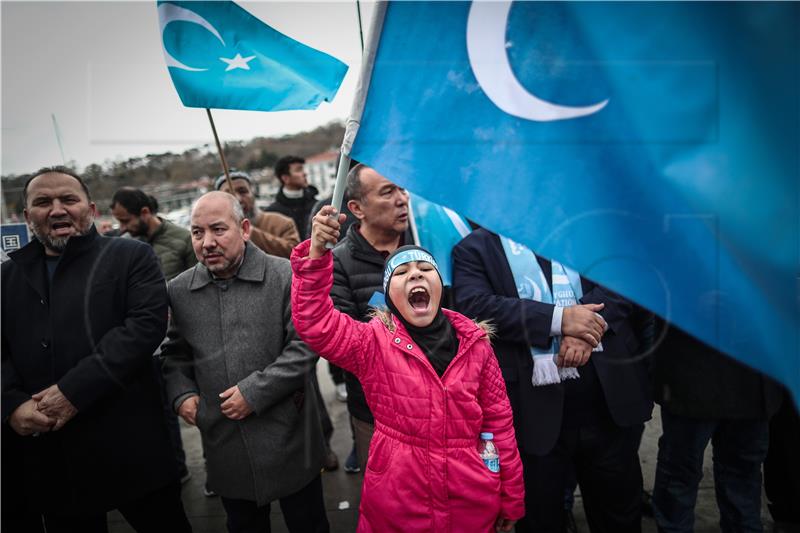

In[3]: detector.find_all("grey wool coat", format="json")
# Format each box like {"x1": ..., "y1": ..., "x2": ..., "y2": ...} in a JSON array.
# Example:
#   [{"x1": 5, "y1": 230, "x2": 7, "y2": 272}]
[{"x1": 162, "y1": 242, "x2": 324, "y2": 505}]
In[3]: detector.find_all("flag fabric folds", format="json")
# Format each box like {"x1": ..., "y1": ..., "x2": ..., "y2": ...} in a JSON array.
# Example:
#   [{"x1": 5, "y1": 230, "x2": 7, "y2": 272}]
[
  {"x1": 409, "y1": 193, "x2": 472, "y2": 286},
  {"x1": 350, "y1": 2, "x2": 800, "y2": 402},
  {"x1": 157, "y1": 1, "x2": 348, "y2": 111}
]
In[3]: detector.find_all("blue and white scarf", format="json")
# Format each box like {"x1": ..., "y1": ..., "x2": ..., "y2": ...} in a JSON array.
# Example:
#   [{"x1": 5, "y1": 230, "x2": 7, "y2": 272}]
[{"x1": 500, "y1": 236, "x2": 587, "y2": 386}]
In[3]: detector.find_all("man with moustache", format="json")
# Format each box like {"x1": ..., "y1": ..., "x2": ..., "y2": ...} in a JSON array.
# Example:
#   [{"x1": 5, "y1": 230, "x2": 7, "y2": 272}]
[
  {"x1": 161, "y1": 191, "x2": 329, "y2": 533},
  {"x1": 216, "y1": 170, "x2": 337, "y2": 471},
  {"x1": 1, "y1": 167, "x2": 190, "y2": 532}
]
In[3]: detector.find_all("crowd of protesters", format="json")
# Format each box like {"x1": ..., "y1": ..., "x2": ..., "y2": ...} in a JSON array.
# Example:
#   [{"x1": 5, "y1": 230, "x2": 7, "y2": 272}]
[{"x1": 2, "y1": 161, "x2": 797, "y2": 533}]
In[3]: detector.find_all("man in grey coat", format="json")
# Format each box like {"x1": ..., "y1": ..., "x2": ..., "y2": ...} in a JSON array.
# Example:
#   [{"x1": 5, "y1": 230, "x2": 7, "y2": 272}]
[{"x1": 162, "y1": 191, "x2": 329, "y2": 533}]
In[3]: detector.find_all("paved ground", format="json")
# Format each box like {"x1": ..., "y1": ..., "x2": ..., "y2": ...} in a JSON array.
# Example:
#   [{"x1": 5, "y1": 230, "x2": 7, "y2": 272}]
[{"x1": 110, "y1": 362, "x2": 798, "y2": 532}]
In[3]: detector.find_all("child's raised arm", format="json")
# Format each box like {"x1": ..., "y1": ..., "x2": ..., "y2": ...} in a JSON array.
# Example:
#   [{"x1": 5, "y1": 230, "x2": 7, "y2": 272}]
[{"x1": 290, "y1": 207, "x2": 373, "y2": 378}]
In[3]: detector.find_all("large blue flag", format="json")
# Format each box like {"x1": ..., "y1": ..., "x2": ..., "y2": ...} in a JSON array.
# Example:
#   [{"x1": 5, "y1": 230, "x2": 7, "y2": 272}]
[
  {"x1": 351, "y1": 2, "x2": 800, "y2": 402},
  {"x1": 157, "y1": 1, "x2": 348, "y2": 111}
]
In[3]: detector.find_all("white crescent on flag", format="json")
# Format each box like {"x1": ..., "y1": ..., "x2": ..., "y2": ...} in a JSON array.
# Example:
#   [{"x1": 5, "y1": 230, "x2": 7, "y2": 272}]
[
  {"x1": 158, "y1": 2, "x2": 226, "y2": 72},
  {"x1": 466, "y1": 0, "x2": 608, "y2": 122}
]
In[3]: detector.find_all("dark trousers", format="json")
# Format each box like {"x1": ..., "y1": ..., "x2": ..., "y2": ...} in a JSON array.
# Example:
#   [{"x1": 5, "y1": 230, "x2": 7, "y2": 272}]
[
  {"x1": 764, "y1": 394, "x2": 800, "y2": 523},
  {"x1": 328, "y1": 362, "x2": 345, "y2": 385},
  {"x1": 312, "y1": 373, "x2": 333, "y2": 444},
  {"x1": 220, "y1": 475, "x2": 329, "y2": 533},
  {"x1": 516, "y1": 422, "x2": 644, "y2": 533},
  {"x1": 153, "y1": 357, "x2": 188, "y2": 476},
  {"x1": 41, "y1": 482, "x2": 191, "y2": 533},
  {"x1": 652, "y1": 409, "x2": 769, "y2": 533}
]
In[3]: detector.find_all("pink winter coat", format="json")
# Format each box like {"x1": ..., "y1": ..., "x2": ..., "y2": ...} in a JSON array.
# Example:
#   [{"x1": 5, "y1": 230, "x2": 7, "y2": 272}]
[{"x1": 291, "y1": 241, "x2": 525, "y2": 532}]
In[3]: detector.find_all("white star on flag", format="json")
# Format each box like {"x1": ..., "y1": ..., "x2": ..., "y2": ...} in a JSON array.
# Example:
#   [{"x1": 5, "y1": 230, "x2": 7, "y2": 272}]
[{"x1": 219, "y1": 53, "x2": 256, "y2": 71}]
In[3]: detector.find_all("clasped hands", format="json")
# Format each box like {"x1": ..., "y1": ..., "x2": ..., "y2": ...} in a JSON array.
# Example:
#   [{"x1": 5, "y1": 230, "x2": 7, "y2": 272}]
[
  {"x1": 9, "y1": 385, "x2": 77, "y2": 436},
  {"x1": 557, "y1": 303, "x2": 607, "y2": 368},
  {"x1": 177, "y1": 385, "x2": 253, "y2": 426}
]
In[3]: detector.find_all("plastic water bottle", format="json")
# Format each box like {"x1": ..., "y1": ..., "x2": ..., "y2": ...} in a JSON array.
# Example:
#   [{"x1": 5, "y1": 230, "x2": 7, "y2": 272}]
[{"x1": 479, "y1": 432, "x2": 500, "y2": 473}]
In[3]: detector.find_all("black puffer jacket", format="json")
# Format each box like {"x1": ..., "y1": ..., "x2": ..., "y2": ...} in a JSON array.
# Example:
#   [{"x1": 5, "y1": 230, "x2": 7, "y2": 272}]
[
  {"x1": 331, "y1": 224, "x2": 413, "y2": 423},
  {"x1": 265, "y1": 185, "x2": 319, "y2": 240}
]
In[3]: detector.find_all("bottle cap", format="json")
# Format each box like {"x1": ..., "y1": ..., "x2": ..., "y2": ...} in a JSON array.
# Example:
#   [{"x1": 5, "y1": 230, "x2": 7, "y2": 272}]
[{"x1": 480, "y1": 432, "x2": 494, "y2": 440}]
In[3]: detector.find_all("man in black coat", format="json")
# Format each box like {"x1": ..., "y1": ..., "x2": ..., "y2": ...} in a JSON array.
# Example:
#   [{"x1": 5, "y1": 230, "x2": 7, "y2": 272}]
[
  {"x1": 331, "y1": 164, "x2": 412, "y2": 472},
  {"x1": 1, "y1": 167, "x2": 191, "y2": 532},
  {"x1": 452, "y1": 228, "x2": 653, "y2": 533},
  {"x1": 265, "y1": 155, "x2": 319, "y2": 240},
  {"x1": 651, "y1": 321, "x2": 783, "y2": 532}
]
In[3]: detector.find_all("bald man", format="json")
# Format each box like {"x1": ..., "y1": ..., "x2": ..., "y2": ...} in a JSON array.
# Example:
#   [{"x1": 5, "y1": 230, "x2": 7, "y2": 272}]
[{"x1": 161, "y1": 192, "x2": 329, "y2": 533}]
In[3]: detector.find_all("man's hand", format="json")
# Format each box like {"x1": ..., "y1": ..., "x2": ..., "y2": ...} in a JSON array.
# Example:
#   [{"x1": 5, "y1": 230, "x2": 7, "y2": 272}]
[
  {"x1": 219, "y1": 385, "x2": 253, "y2": 420},
  {"x1": 561, "y1": 303, "x2": 606, "y2": 346},
  {"x1": 177, "y1": 395, "x2": 200, "y2": 425},
  {"x1": 309, "y1": 206, "x2": 346, "y2": 259},
  {"x1": 495, "y1": 517, "x2": 517, "y2": 532},
  {"x1": 32, "y1": 385, "x2": 77, "y2": 431},
  {"x1": 558, "y1": 335, "x2": 594, "y2": 368},
  {"x1": 8, "y1": 399, "x2": 56, "y2": 436}
]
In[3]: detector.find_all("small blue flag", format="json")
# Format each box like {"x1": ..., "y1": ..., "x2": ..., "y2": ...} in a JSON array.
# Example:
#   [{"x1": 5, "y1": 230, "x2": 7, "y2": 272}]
[
  {"x1": 157, "y1": 1, "x2": 348, "y2": 111},
  {"x1": 367, "y1": 291, "x2": 387, "y2": 311},
  {"x1": 351, "y1": 2, "x2": 800, "y2": 402},
  {"x1": 409, "y1": 193, "x2": 471, "y2": 286}
]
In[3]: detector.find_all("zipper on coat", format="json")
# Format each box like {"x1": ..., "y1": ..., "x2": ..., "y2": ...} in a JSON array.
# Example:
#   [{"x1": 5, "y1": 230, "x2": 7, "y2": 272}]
[{"x1": 442, "y1": 385, "x2": 450, "y2": 529}]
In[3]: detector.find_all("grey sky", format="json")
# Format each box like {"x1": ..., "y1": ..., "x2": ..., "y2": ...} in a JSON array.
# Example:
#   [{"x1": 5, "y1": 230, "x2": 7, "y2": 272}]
[{"x1": 1, "y1": 1, "x2": 373, "y2": 176}]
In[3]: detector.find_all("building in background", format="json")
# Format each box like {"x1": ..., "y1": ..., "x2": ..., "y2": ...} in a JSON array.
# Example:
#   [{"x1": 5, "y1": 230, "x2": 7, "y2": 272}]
[{"x1": 305, "y1": 150, "x2": 338, "y2": 198}]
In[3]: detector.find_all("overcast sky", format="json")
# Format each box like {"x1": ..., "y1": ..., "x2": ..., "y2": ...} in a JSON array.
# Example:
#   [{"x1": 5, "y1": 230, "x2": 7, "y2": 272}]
[{"x1": 1, "y1": 1, "x2": 374, "y2": 176}]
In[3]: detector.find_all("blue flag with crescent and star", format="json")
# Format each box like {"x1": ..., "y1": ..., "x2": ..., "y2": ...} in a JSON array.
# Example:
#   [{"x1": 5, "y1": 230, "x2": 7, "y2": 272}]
[
  {"x1": 351, "y1": 2, "x2": 800, "y2": 403},
  {"x1": 157, "y1": 1, "x2": 348, "y2": 111}
]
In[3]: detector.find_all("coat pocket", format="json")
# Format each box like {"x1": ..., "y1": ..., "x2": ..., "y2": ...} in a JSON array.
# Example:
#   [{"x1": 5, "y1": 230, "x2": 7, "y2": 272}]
[
  {"x1": 473, "y1": 449, "x2": 500, "y2": 477},
  {"x1": 366, "y1": 432, "x2": 397, "y2": 475}
]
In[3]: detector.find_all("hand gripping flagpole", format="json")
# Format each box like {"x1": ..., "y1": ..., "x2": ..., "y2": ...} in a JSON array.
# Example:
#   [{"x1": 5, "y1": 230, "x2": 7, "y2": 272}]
[{"x1": 325, "y1": 1, "x2": 388, "y2": 249}]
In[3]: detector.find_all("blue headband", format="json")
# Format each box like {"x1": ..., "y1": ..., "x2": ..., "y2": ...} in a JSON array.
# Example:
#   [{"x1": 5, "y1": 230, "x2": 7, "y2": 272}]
[{"x1": 383, "y1": 249, "x2": 439, "y2": 293}]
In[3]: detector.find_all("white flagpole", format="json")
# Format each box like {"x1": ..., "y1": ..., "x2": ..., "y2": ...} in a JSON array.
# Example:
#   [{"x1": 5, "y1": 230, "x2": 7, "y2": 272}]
[{"x1": 326, "y1": 2, "x2": 388, "y2": 248}]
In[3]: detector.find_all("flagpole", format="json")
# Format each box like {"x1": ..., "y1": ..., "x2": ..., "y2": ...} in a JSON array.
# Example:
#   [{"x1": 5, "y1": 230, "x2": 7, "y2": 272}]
[
  {"x1": 51, "y1": 113, "x2": 67, "y2": 166},
  {"x1": 407, "y1": 195, "x2": 420, "y2": 246},
  {"x1": 205, "y1": 108, "x2": 235, "y2": 193},
  {"x1": 355, "y1": 1, "x2": 365, "y2": 52},
  {"x1": 326, "y1": 2, "x2": 387, "y2": 248}
]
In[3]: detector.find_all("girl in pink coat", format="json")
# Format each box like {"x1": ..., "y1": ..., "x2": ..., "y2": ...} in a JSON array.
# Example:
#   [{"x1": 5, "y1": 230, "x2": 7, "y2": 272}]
[{"x1": 291, "y1": 206, "x2": 525, "y2": 533}]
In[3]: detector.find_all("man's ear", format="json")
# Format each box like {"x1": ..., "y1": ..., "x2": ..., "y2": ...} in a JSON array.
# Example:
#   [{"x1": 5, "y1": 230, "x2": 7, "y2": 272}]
[
  {"x1": 347, "y1": 199, "x2": 365, "y2": 221},
  {"x1": 140, "y1": 206, "x2": 151, "y2": 219},
  {"x1": 241, "y1": 217, "x2": 252, "y2": 241}
]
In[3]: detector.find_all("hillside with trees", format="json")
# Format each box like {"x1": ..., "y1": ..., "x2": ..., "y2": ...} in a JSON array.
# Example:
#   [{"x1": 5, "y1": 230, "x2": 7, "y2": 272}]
[{"x1": 1, "y1": 121, "x2": 344, "y2": 218}]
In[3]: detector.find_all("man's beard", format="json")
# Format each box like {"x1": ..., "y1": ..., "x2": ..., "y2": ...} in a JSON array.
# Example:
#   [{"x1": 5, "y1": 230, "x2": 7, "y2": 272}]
[
  {"x1": 242, "y1": 204, "x2": 255, "y2": 221},
  {"x1": 129, "y1": 218, "x2": 149, "y2": 237},
  {"x1": 30, "y1": 214, "x2": 94, "y2": 254}
]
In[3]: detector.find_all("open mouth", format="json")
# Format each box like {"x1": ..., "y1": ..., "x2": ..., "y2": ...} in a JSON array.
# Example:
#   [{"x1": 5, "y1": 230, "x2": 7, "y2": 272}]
[
  {"x1": 407, "y1": 286, "x2": 430, "y2": 312},
  {"x1": 50, "y1": 221, "x2": 73, "y2": 235}
]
